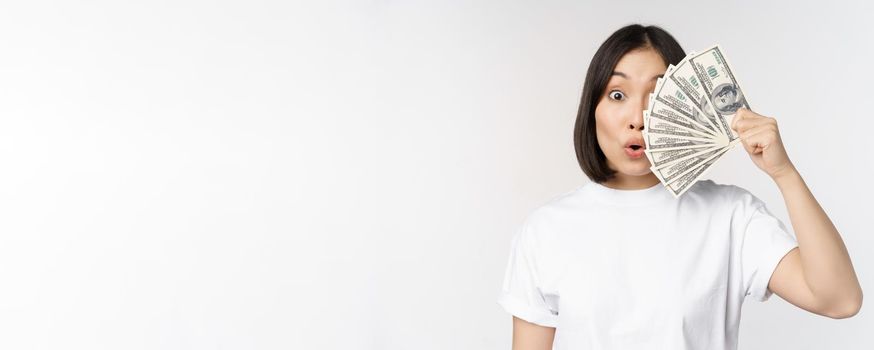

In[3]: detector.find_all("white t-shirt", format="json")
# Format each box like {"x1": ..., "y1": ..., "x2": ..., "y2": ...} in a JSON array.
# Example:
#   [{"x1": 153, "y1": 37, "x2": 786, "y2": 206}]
[{"x1": 496, "y1": 179, "x2": 799, "y2": 350}]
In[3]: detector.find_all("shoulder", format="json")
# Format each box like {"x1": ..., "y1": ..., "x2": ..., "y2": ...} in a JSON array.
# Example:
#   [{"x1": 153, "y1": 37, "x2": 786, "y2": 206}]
[
  {"x1": 689, "y1": 180, "x2": 772, "y2": 227},
  {"x1": 684, "y1": 179, "x2": 732, "y2": 199},
  {"x1": 686, "y1": 179, "x2": 761, "y2": 207},
  {"x1": 512, "y1": 186, "x2": 585, "y2": 240},
  {"x1": 524, "y1": 186, "x2": 584, "y2": 223}
]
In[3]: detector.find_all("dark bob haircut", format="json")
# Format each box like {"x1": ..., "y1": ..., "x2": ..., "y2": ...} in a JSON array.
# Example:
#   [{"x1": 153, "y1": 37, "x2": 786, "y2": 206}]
[{"x1": 573, "y1": 24, "x2": 686, "y2": 183}]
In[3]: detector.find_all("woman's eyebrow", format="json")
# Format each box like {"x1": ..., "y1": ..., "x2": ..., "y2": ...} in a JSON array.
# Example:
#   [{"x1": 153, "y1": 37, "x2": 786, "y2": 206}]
[{"x1": 611, "y1": 71, "x2": 664, "y2": 81}]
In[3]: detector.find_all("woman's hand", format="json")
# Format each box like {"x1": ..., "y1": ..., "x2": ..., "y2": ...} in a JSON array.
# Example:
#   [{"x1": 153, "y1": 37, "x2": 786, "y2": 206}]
[{"x1": 730, "y1": 108, "x2": 797, "y2": 180}]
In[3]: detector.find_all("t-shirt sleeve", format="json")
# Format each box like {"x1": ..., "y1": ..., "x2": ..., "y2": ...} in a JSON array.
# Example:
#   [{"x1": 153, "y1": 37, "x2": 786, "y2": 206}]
[
  {"x1": 496, "y1": 220, "x2": 559, "y2": 327},
  {"x1": 737, "y1": 187, "x2": 800, "y2": 302}
]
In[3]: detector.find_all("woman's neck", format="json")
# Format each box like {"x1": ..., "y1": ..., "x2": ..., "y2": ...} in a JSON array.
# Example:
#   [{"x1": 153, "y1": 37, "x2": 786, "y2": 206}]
[{"x1": 601, "y1": 172, "x2": 660, "y2": 190}]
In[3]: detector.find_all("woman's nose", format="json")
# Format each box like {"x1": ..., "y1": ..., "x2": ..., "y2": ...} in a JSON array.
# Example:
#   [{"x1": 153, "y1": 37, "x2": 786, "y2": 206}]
[{"x1": 629, "y1": 99, "x2": 645, "y2": 131}]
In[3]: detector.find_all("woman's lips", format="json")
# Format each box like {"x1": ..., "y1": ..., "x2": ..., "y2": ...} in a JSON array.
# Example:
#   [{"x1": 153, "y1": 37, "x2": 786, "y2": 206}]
[{"x1": 625, "y1": 146, "x2": 645, "y2": 158}]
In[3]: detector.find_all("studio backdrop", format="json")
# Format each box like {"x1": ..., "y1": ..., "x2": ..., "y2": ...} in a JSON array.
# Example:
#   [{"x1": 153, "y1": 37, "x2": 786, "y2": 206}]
[{"x1": 0, "y1": 0, "x2": 870, "y2": 349}]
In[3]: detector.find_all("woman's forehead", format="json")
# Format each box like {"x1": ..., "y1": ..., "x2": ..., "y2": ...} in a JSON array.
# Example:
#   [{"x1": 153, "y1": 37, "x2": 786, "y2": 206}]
[{"x1": 612, "y1": 48, "x2": 666, "y2": 80}]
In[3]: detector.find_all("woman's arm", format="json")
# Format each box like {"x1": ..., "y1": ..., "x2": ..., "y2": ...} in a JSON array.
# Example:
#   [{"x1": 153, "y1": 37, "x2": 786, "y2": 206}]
[
  {"x1": 512, "y1": 316, "x2": 555, "y2": 350},
  {"x1": 731, "y1": 108, "x2": 862, "y2": 318}
]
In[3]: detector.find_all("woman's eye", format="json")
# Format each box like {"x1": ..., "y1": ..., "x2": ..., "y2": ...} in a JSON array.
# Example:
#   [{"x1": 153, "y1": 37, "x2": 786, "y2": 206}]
[{"x1": 608, "y1": 90, "x2": 625, "y2": 101}]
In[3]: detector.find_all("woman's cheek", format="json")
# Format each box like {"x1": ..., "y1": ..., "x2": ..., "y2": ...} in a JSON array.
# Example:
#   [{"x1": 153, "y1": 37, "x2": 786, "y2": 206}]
[{"x1": 594, "y1": 117, "x2": 615, "y2": 157}]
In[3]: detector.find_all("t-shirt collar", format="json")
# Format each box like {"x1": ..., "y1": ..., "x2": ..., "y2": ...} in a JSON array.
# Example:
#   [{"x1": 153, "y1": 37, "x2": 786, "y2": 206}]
[{"x1": 582, "y1": 180, "x2": 670, "y2": 206}]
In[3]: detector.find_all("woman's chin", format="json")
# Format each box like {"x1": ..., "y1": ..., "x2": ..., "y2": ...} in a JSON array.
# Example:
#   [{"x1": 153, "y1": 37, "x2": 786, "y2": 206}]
[{"x1": 607, "y1": 158, "x2": 655, "y2": 178}]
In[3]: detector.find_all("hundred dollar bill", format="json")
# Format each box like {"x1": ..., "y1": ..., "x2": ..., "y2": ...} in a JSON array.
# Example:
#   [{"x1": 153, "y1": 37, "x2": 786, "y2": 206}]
[
  {"x1": 666, "y1": 145, "x2": 731, "y2": 198},
  {"x1": 645, "y1": 146, "x2": 713, "y2": 168},
  {"x1": 666, "y1": 54, "x2": 730, "y2": 137},
  {"x1": 651, "y1": 146, "x2": 724, "y2": 185},
  {"x1": 648, "y1": 95, "x2": 722, "y2": 139},
  {"x1": 643, "y1": 132, "x2": 717, "y2": 151},
  {"x1": 644, "y1": 110, "x2": 714, "y2": 139},
  {"x1": 652, "y1": 74, "x2": 725, "y2": 138},
  {"x1": 687, "y1": 44, "x2": 749, "y2": 141}
]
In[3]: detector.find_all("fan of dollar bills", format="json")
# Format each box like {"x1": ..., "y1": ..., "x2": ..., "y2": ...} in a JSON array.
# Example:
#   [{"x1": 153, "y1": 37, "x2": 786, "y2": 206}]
[{"x1": 643, "y1": 44, "x2": 747, "y2": 198}]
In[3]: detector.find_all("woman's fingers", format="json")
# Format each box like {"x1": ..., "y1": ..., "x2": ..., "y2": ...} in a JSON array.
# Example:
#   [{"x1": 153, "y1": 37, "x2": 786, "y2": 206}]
[
  {"x1": 732, "y1": 110, "x2": 775, "y2": 134},
  {"x1": 739, "y1": 123, "x2": 778, "y2": 154}
]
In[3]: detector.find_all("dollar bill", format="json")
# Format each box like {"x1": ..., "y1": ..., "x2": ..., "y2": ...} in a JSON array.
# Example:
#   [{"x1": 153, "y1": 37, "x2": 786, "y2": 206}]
[
  {"x1": 643, "y1": 111, "x2": 715, "y2": 139},
  {"x1": 650, "y1": 146, "x2": 724, "y2": 185},
  {"x1": 686, "y1": 44, "x2": 749, "y2": 141},
  {"x1": 666, "y1": 53, "x2": 729, "y2": 137},
  {"x1": 645, "y1": 146, "x2": 713, "y2": 168},
  {"x1": 648, "y1": 96, "x2": 722, "y2": 139},
  {"x1": 641, "y1": 44, "x2": 752, "y2": 198},
  {"x1": 642, "y1": 132, "x2": 717, "y2": 151},
  {"x1": 652, "y1": 74, "x2": 725, "y2": 138},
  {"x1": 665, "y1": 145, "x2": 731, "y2": 197}
]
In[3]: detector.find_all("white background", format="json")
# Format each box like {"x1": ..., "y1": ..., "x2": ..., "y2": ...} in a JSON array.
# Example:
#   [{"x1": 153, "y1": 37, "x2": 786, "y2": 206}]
[{"x1": 1, "y1": 0, "x2": 871, "y2": 349}]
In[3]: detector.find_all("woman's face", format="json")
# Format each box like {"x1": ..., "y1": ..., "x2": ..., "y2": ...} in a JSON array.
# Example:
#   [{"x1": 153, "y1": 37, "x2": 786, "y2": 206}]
[{"x1": 594, "y1": 48, "x2": 666, "y2": 182}]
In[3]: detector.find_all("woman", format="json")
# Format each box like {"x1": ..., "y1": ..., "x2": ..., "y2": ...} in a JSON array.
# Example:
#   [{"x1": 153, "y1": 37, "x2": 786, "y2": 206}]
[{"x1": 496, "y1": 24, "x2": 862, "y2": 350}]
